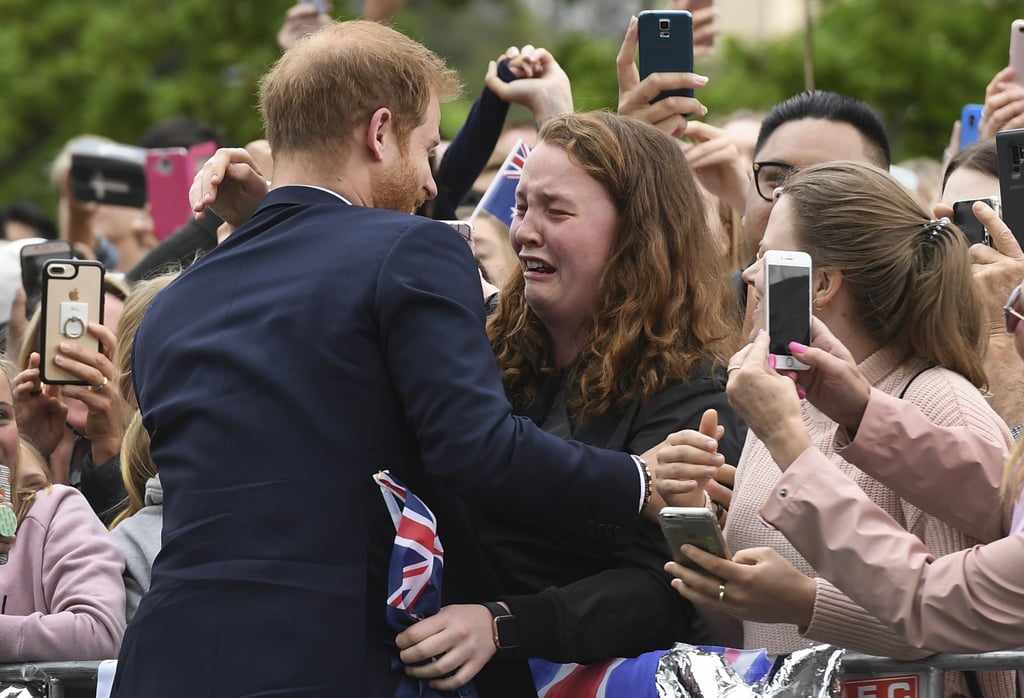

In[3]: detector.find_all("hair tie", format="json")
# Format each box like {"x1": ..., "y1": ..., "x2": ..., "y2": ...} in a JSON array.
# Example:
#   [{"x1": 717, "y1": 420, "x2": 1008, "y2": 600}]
[{"x1": 923, "y1": 216, "x2": 951, "y2": 240}]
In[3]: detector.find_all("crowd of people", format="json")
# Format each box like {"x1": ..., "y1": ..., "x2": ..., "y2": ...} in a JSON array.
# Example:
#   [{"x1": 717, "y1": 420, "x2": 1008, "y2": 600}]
[{"x1": 0, "y1": 1, "x2": 1023, "y2": 697}]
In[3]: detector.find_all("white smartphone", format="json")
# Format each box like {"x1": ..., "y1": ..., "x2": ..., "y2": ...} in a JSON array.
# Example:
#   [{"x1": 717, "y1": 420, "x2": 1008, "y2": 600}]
[
  {"x1": 763, "y1": 250, "x2": 812, "y2": 371},
  {"x1": 658, "y1": 506, "x2": 730, "y2": 569},
  {"x1": 1011, "y1": 19, "x2": 1024, "y2": 85}
]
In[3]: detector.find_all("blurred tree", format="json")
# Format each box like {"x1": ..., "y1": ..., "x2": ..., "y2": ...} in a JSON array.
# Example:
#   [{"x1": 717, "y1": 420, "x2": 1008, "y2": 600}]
[{"x1": 700, "y1": 0, "x2": 1024, "y2": 161}]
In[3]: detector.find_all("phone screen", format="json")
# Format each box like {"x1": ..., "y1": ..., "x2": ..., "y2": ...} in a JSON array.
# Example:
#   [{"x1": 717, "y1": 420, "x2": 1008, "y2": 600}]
[{"x1": 767, "y1": 263, "x2": 811, "y2": 357}]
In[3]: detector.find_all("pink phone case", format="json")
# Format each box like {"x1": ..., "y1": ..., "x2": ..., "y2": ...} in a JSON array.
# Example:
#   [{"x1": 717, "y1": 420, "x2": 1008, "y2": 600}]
[{"x1": 145, "y1": 141, "x2": 217, "y2": 241}]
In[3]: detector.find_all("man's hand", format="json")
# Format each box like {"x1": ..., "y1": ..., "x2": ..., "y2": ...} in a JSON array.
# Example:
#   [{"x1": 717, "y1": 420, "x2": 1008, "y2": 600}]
[{"x1": 189, "y1": 148, "x2": 269, "y2": 228}]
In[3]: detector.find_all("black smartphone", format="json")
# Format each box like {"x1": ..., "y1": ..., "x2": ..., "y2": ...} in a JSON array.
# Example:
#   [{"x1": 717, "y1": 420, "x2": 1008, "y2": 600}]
[
  {"x1": 996, "y1": 128, "x2": 1024, "y2": 247},
  {"x1": 764, "y1": 250, "x2": 812, "y2": 371},
  {"x1": 69, "y1": 138, "x2": 148, "y2": 209},
  {"x1": 637, "y1": 10, "x2": 694, "y2": 103},
  {"x1": 39, "y1": 260, "x2": 105, "y2": 385},
  {"x1": 20, "y1": 240, "x2": 74, "y2": 319},
  {"x1": 952, "y1": 197, "x2": 1000, "y2": 247}
]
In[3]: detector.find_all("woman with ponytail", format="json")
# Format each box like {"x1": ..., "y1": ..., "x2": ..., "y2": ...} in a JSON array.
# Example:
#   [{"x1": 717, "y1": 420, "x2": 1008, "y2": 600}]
[{"x1": 657, "y1": 161, "x2": 1015, "y2": 697}]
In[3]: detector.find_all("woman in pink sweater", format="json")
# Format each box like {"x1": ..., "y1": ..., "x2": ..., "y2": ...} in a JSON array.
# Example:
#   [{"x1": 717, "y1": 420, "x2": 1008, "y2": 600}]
[
  {"x1": 658, "y1": 161, "x2": 1015, "y2": 697},
  {"x1": 0, "y1": 364, "x2": 125, "y2": 662}
]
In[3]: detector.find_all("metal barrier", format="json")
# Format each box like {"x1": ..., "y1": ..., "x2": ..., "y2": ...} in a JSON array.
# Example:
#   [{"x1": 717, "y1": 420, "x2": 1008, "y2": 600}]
[
  {"x1": 0, "y1": 661, "x2": 102, "y2": 698},
  {"x1": 0, "y1": 653, "x2": 1020, "y2": 697},
  {"x1": 842, "y1": 650, "x2": 1024, "y2": 698}
]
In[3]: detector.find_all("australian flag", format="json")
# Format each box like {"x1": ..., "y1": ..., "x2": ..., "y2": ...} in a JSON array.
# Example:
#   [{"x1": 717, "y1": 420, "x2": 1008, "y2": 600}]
[
  {"x1": 374, "y1": 470, "x2": 479, "y2": 698},
  {"x1": 470, "y1": 139, "x2": 531, "y2": 228}
]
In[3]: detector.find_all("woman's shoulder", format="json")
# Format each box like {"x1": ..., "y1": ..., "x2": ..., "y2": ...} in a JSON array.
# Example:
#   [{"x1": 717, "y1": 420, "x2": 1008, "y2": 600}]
[
  {"x1": 23, "y1": 484, "x2": 108, "y2": 531},
  {"x1": 898, "y1": 364, "x2": 1005, "y2": 428}
]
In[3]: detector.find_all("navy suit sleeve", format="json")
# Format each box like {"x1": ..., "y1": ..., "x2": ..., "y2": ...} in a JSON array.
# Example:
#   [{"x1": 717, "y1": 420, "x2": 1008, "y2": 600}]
[{"x1": 374, "y1": 220, "x2": 641, "y2": 540}]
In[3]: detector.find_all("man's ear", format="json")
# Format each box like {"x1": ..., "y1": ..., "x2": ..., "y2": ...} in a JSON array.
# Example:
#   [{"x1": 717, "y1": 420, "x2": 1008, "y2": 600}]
[
  {"x1": 814, "y1": 266, "x2": 843, "y2": 309},
  {"x1": 365, "y1": 107, "x2": 393, "y2": 162}
]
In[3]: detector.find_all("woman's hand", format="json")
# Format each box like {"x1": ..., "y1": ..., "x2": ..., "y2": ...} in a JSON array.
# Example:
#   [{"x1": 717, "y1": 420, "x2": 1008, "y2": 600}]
[
  {"x1": 484, "y1": 45, "x2": 574, "y2": 121},
  {"x1": 726, "y1": 332, "x2": 810, "y2": 469},
  {"x1": 786, "y1": 319, "x2": 871, "y2": 438},
  {"x1": 615, "y1": 16, "x2": 708, "y2": 139},
  {"x1": 395, "y1": 604, "x2": 496, "y2": 691},
  {"x1": 13, "y1": 354, "x2": 68, "y2": 458},
  {"x1": 667, "y1": 544, "x2": 817, "y2": 628},
  {"x1": 53, "y1": 324, "x2": 130, "y2": 465}
]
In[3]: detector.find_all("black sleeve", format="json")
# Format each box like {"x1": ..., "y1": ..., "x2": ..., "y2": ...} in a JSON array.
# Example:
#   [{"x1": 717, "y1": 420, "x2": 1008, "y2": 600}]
[
  {"x1": 78, "y1": 451, "x2": 127, "y2": 526},
  {"x1": 421, "y1": 60, "x2": 516, "y2": 221},
  {"x1": 501, "y1": 559, "x2": 708, "y2": 662},
  {"x1": 126, "y1": 212, "x2": 222, "y2": 283}
]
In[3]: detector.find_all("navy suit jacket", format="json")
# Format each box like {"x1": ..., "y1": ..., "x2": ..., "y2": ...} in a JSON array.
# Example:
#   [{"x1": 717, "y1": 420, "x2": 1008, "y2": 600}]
[{"x1": 111, "y1": 187, "x2": 644, "y2": 698}]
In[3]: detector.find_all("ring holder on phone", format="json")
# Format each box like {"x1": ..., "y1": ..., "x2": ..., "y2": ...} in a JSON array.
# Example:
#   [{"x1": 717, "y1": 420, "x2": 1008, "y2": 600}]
[{"x1": 60, "y1": 302, "x2": 88, "y2": 339}]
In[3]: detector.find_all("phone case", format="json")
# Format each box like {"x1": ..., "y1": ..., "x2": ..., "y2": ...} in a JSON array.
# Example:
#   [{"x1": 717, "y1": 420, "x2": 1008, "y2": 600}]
[
  {"x1": 637, "y1": 10, "x2": 694, "y2": 103},
  {"x1": 658, "y1": 507, "x2": 730, "y2": 569},
  {"x1": 1011, "y1": 20, "x2": 1024, "y2": 85},
  {"x1": 996, "y1": 128, "x2": 1024, "y2": 248},
  {"x1": 763, "y1": 250, "x2": 812, "y2": 370},
  {"x1": 20, "y1": 241, "x2": 74, "y2": 310},
  {"x1": 959, "y1": 104, "x2": 983, "y2": 151},
  {"x1": 0, "y1": 464, "x2": 14, "y2": 565},
  {"x1": 39, "y1": 260, "x2": 105, "y2": 385},
  {"x1": 953, "y1": 198, "x2": 1000, "y2": 247}
]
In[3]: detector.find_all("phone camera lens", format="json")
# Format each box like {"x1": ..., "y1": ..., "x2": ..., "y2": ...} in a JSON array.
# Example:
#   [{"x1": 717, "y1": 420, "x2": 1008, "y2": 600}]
[{"x1": 659, "y1": 18, "x2": 670, "y2": 31}]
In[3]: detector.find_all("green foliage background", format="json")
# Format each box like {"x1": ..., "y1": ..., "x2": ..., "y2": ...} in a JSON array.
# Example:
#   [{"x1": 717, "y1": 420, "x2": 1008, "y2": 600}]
[{"x1": 1, "y1": 0, "x2": 1021, "y2": 220}]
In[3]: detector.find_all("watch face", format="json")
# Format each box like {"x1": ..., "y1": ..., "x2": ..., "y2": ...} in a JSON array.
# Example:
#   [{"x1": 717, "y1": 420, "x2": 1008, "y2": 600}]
[{"x1": 494, "y1": 614, "x2": 519, "y2": 649}]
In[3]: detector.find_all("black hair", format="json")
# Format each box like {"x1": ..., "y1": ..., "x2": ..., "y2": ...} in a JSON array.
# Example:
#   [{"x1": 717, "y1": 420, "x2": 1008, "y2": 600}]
[
  {"x1": 3, "y1": 200, "x2": 58, "y2": 240},
  {"x1": 755, "y1": 90, "x2": 892, "y2": 168},
  {"x1": 137, "y1": 117, "x2": 223, "y2": 149},
  {"x1": 942, "y1": 138, "x2": 997, "y2": 191}
]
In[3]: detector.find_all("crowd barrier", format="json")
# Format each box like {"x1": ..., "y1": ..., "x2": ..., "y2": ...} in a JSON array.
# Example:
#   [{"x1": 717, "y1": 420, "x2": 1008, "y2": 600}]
[
  {"x1": 0, "y1": 652, "x2": 1020, "y2": 697},
  {"x1": 842, "y1": 651, "x2": 1024, "y2": 698}
]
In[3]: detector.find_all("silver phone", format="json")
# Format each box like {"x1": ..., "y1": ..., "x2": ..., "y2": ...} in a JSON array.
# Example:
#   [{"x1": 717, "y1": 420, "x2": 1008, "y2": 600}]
[
  {"x1": 658, "y1": 506, "x2": 730, "y2": 569},
  {"x1": 764, "y1": 250, "x2": 812, "y2": 371}
]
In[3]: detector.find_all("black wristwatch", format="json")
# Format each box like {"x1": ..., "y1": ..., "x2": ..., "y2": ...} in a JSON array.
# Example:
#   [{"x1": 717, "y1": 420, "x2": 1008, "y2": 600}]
[{"x1": 483, "y1": 602, "x2": 519, "y2": 650}]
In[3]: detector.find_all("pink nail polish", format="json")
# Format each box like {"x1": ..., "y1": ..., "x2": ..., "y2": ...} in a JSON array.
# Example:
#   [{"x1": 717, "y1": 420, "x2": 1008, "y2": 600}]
[
  {"x1": 789, "y1": 341, "x2": 808, "y2": 353},
  {"x1": 767, "y1": 354, "x2": 776, "y2": 369},
  {"x1": 797, "y1": 388, "x2": 807, "y2": 400}
]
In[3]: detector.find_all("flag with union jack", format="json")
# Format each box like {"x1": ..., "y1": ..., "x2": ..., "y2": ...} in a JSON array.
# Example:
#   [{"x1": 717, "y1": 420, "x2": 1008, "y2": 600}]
[
  {"x1": 374, "y1": 470, "x2": 479, "y2": 698},
  {"x1": 470, "y1": 139, "x2": 531, "y2": 228}
]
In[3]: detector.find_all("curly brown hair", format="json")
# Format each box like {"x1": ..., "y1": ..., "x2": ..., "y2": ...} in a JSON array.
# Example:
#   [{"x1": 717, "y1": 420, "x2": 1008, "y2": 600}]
[{"x1": 488, "y1": 112, "x2": 740, "y2": 420}]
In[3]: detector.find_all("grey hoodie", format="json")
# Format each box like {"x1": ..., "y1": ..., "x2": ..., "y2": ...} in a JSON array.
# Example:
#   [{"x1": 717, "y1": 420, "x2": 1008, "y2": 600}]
[{"x1": 110, "y1": 476, "x2": 163, "y2": 622}]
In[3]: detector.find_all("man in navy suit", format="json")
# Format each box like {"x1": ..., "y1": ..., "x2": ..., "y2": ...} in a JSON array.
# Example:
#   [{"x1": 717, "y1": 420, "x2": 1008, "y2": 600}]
[{"x1": 112, "y1": 20, "x2": 662, "y2": 698}]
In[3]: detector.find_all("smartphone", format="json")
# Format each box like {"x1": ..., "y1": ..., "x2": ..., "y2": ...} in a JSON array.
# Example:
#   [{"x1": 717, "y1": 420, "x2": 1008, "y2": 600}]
[
  {"x1": 658, "y1": 506, "x2": 731, "y2": 569},
  {"x1": 0, "y1": 464, "x2": 13, "y2": 565},
  {"x1": 441, "y1": 220, "x2": 473, "y2": 245},
  {"x1": 1011, "y1": 19, "x2": 1024, "y2": 85},
  {"x1": 959, "y1": 104, "x2": 984, "y2": 151},
  {"x1": 20, "y1": 240, "x2": 74, "y2": 319},
  {"x1": 69, "y1": 138, "x2": 148, "y2": 209},
  {"x1": 953, "y1": 197, "x2": 1000, "y2": 247},
  {"x1": 145, "y1": 141, "x2": 216, "y2": 241},
  {"x1": 996, "y1": 128, "x2": 1024, "y2": 247},
  {"x1": 39, "y1": 260, "x2": 105, "y2": 385},
  {"x1": 764, "y1": 250, "x2": 812, "y2": 371},
  {"x1": 637, "y1": 10, "x2": 695, "y2": 103}
]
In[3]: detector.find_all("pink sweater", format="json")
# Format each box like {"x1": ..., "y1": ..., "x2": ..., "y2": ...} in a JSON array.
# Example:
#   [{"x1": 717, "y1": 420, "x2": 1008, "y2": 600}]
[
  {"x1": 0, "y1": 484, "x2": 126, "y2": 661},
  {"x1": 726, "y1": 345, "x2": 1014, "y2": 696}
]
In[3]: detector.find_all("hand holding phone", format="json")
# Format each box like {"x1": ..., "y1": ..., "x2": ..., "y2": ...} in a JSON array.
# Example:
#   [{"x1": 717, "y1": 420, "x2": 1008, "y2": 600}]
[
  {"x1": 637, "y1": 10, "x2": 695, "y2": 103},
  {"x1": 763, "y1": 250, "x2": 812, "y2": 371},
  {"x1": 39, "y1": 260, "x2": 105, "y2": 385},
  {"x1": 953, "y1": 197, "x2": 1000, "y2": 247},
  {"x1": 659, "y1": 506, "x2": 730, "y2": 569}
]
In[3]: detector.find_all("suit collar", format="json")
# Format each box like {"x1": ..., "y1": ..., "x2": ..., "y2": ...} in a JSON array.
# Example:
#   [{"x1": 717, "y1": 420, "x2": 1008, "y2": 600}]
[{"x1": 255, "y1": 185, "x2": 354, "y2": 215}]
